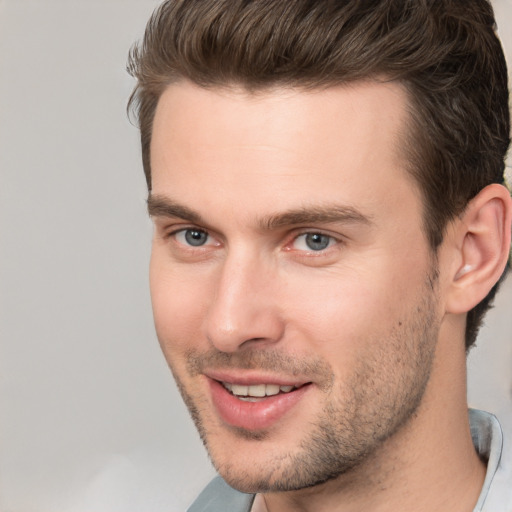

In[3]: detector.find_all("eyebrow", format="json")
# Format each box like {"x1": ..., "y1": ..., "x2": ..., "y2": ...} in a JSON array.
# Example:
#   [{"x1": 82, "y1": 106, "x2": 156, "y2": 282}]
[
  {"x1": 148, "y1": 195, "x2": 203, "y2": 223},
  {"x1": 260, "y1": 205, "x2": 373, "y2": 230},
  {"x1": 147, "y1": 194, "x2": 373, "y2": 230}
]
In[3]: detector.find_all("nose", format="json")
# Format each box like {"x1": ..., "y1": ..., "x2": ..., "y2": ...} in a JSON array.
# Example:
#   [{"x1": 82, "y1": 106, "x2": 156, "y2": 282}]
[{"x1": 204, "y1": 252, "x2": 285, "y2": 353}]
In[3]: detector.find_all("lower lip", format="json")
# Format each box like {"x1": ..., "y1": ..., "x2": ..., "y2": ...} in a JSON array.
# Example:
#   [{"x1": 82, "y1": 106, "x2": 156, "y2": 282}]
[{"x1": 208, "y1": 379, "x2": 311, "y2": 431}]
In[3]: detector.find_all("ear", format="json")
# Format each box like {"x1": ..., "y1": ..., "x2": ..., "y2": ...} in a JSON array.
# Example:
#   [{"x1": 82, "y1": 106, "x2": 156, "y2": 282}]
[{"x1": 445, "y1": 183, "x2": 512, "y2": 314}]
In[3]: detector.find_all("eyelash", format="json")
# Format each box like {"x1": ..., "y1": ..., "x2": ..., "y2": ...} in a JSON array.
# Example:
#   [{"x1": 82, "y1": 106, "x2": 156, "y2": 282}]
[
  {"x1": 288, "y1": 232, "x2": 338, "y2": 253},
  {"x1": 165, "y1": 226, "x2": 342, "y2": 256},
  {"x1": 166, "y1": 227, "x2": 218, "y2": 249}
]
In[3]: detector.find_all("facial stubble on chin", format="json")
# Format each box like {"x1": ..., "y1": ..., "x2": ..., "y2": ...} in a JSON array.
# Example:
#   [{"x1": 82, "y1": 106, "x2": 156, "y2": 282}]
[{"x1": 166, "y1": 273, "x2": 440, "y2": 494}]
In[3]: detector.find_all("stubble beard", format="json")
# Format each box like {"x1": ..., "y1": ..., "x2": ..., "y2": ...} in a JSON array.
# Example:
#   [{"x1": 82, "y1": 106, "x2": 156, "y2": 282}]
[{"x1": 168, "y1": 273, "x2": 440, "y2": 494}]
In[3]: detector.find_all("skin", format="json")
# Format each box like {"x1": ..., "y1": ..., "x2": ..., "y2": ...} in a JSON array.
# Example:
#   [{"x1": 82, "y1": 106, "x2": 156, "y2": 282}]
[{"x1": 148, "y1": 81, "x2": 492, "y2": 511}]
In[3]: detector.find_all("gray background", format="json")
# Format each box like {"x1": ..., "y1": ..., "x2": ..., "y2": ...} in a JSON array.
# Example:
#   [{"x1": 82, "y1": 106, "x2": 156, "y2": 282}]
[{"x1": 0, "y1": 1, "x2": 511, "y2": 510}]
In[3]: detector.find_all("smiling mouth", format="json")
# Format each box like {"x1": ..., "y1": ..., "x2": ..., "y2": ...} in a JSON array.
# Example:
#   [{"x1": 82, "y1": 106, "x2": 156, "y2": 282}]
[
  {"x1": 221, "y1": 382, "x2": 303, "y2": 402},
  {"x1": 209, "y1": 378, "x2": 312, "y2": 430}
]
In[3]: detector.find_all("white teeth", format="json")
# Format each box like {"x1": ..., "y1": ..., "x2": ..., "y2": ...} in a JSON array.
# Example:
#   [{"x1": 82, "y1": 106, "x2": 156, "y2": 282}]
[
  {"x1": 249, "y1": 384, "x2": 266, "y2": 397},
  {"x1": 231, "y1": 384, "x2": 248, "y2": 396},
  {"x1": 222, "y1": 382, "x2": 297, "y2": 397},
  {"x1": 266, "y1": 384, "x2": 280, "y2": 396}
]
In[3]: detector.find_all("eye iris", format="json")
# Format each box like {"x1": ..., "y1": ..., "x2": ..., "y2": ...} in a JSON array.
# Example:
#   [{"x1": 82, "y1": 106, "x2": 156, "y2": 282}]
[
  {"x1": 185, "y1": 229, "x2": 208, "y2": 246},
  {"x1": 305, "y1": 233, "x2": 330, "y2": 251}
]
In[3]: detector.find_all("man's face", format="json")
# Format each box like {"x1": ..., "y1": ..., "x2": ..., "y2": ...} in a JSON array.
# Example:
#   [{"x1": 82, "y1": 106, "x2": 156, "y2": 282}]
[{"x1": 149, "y1": 81, "x2": 442, "y2": 492}]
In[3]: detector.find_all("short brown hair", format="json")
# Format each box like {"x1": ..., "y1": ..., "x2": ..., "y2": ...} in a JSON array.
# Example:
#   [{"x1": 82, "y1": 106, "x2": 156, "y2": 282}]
[{"x1": 128, "y1": 0, "x2": 510, "y2": 349}]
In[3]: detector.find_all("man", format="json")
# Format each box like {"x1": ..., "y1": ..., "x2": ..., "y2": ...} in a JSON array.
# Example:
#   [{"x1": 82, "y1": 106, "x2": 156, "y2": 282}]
[{"x1": 128, "y1": 1, "x2": 512, "y2": 510}]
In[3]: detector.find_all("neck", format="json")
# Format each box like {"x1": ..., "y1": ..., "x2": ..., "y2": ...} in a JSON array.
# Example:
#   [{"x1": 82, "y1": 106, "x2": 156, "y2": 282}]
[{"x1": 262, "y1": 317, "x2": 486, "y2": 512}]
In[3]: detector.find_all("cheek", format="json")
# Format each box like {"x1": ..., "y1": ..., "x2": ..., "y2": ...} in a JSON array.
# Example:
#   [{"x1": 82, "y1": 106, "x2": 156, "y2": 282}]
[
  {"x1": 149, "y1": 256, "x2": 212, "y2": 359},
  {"x1": 282, "y1": 267, "x2": 393, "y2": 329},
  {"x1": 280, "y1": 260, "x2": 424, "y2": 358}
]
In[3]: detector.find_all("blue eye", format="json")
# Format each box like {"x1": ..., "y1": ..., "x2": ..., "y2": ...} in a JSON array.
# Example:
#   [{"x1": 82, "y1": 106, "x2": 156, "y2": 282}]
[
  {"x1": 293, "y1": 233, "x2": 335, "y2": 251},
  {"x1": 176, "y1": 228, "x2": 210, "y2": 247}
]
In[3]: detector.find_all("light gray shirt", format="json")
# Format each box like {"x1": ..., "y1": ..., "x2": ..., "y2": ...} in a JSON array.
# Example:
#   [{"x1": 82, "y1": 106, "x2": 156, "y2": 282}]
[
  {"x1": 188, "y1": 409, "x2": 512, "y2": 512},
  {"x1": 471, "y1": 409, "x2": 512, "y2": 511}
]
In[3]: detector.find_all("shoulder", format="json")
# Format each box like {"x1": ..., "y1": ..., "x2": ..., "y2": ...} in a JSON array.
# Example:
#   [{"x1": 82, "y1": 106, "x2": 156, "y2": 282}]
[{"x1": 187, "y1": 476, "x2": 255, "y2": 512}]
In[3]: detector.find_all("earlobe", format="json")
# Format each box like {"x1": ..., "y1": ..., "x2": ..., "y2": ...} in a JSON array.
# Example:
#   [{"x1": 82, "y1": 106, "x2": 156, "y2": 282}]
[{"x1": 446, "y1": 183, "x2": 512, "y2": 314}]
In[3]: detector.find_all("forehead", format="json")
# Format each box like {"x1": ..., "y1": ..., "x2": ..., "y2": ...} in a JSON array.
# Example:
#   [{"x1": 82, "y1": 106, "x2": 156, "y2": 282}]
[{"x1": 150, "y1": 80, "x2": 420, "y2": 223}]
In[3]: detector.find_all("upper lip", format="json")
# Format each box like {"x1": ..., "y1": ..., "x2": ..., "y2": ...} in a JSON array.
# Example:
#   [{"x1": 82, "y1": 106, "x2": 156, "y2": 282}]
[{"x1": 204, "y1": 369, "x2": 310, "y2": 387}]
